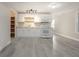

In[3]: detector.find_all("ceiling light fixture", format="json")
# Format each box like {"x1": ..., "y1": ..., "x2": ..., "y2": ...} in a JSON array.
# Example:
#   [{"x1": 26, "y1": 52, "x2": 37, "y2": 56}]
[
  {"x1": 48, "y1": 3, "x2": 61, "y2": 9},
  {"x1": 26, "y1": 9, "x2": 37, "y2": 14},
  {"x1": 48, "y1": 4, "x2": 56, "y2": 8}
]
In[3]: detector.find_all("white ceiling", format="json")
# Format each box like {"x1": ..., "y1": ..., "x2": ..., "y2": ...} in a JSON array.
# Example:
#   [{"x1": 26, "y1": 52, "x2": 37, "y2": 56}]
[{"x1": 2, "y1": 2, "x2": 79, "y2": 13}]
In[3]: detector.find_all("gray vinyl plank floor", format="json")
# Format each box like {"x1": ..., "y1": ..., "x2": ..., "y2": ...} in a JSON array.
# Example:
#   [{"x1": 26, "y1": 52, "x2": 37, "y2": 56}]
[
  {"x1": 53, "y1": 35, "x2": 79, "y2": 57},
  {"x1": 11, "y1": 38, "x2": 53, "y2": 57},
  {"x1": 9, "y1": 35, "x2": 79, "y2": 57}
]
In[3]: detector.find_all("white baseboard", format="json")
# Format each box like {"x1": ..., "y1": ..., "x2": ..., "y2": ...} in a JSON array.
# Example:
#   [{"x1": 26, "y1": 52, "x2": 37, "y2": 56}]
[
  {"x1": 0, "y1": 40, "x2": 11, "y2": 52},
  {"x1": 55, "y1": 33, "x2": 79, "y2": 42}
]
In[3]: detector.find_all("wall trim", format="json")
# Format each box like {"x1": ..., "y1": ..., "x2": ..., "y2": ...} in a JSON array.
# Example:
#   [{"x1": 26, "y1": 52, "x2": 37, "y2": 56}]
[
  {"x1": 0, "y1": 40, "x2": 11, "y2": 52},
  {"x1": 0, "y1": 42, "x2": 14, "y2": 57},
  {"x1": 55, "y1": 32, "x2": 79, "y2": 42}
]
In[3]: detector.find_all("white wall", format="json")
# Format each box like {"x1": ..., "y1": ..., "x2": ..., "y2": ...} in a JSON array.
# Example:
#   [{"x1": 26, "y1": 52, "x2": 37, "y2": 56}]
[
  {"x1": 54, "y1": 8, "x2": 79, "y2": 40},
  {"x1": 0, "y1": 3, "x2": 11, "y2": 51}
]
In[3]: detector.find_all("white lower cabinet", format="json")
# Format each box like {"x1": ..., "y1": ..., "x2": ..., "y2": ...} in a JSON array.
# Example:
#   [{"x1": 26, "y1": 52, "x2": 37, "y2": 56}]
[
  {"x1": 16, "y1": 28, "x2": 41, "y2": 37},
  {"x1": 16, "y1": 28, "x2": 52, "y2": 38}
]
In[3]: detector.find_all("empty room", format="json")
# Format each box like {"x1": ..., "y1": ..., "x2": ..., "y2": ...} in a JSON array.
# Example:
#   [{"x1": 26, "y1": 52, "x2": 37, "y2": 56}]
[{"x1": 0, "y1": 2, "x2": 79, "y2": 57}]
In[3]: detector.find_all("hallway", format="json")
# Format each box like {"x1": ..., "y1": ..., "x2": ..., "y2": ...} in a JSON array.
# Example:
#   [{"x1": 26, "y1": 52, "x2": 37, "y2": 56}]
[{"x1": 4, "y1": 34, "x2": 79, "y2": 57}]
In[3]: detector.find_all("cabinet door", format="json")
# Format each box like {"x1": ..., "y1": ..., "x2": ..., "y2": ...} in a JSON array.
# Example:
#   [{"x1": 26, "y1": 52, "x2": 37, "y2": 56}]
[
  {"x1": 31, "y1": 28, "x2": 40, "y2": 37},
  {"x1": 16, "y1": 29, "x2": 24, "y2": 37}
]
